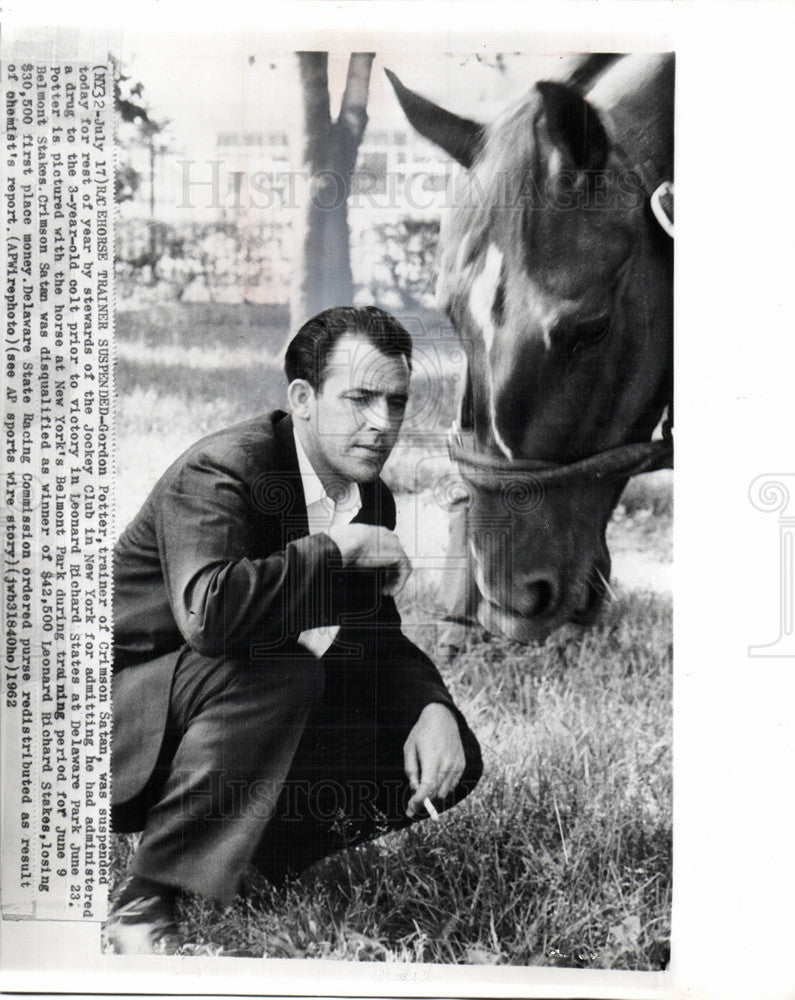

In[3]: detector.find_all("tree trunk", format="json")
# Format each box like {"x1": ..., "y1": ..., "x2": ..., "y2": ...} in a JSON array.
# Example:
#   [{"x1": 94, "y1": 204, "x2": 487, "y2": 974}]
[{"x1": 291, "y1": 52, "x2": 374, "y2": 330}]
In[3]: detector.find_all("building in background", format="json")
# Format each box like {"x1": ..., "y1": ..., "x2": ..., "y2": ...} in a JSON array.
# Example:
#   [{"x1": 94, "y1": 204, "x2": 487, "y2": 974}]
[{"x1": 116, "y1": 119, "x2": 454, "y2": 307}]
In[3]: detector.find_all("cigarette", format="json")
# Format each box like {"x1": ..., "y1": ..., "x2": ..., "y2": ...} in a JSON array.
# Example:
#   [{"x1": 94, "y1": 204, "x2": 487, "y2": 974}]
[{"x1": 423, "y1": 797, "x2": 440, "y2": 822}]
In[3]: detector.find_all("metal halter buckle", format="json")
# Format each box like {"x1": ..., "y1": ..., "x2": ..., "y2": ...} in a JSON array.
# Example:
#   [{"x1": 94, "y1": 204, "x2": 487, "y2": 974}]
[{"x1": 650, "y1": 180, "x2": 674, "y2": 238}]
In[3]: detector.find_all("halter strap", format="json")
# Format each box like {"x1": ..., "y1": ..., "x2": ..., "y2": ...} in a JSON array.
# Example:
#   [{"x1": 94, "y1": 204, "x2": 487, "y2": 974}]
[
  {"x1": 597, "y1": 102, "x2": 674, "y2": 240},
  {"x1": 449, "y1": 426, "x2": 672, "y2": 490}
]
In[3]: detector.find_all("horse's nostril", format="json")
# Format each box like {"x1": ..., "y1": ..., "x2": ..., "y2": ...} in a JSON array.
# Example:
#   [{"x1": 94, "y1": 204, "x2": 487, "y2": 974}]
[{"x1": 529, "y1": 579, "x2": 556, "y2": 616}]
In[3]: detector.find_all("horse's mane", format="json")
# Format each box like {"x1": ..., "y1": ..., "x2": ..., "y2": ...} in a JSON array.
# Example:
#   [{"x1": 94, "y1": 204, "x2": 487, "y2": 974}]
[
  {"x1": 444, "y1": 57, "x2": 621, "y2": 257},
  {"x1": 443, "y1": 95, "x2": 546, "y2": 273}
]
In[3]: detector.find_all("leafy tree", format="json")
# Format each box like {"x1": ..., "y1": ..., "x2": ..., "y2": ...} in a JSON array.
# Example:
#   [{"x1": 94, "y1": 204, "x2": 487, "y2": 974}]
[{"x1": 110, "y1": 54, "x2": 149, "y2": 203}]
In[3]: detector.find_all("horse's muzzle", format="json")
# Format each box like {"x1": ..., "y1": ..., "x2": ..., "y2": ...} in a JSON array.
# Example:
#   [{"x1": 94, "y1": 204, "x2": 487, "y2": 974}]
[{"x1": 475, "y1": 559, "x2": 611, "y2": 643}]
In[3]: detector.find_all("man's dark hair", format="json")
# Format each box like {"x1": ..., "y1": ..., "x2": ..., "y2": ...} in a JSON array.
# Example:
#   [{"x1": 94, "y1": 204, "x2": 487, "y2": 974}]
[{"x1": 284, "y1": 306, "x2": 413, "y2": 391}]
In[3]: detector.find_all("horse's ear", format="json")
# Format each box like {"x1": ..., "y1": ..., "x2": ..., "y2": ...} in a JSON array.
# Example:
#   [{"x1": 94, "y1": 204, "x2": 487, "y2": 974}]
[
  {"x1": 536, "y1": 81, "x2": 609, "y2": 171},
  {"x1": 385, "y1": 69, "x2": 484, "y2": 169}
]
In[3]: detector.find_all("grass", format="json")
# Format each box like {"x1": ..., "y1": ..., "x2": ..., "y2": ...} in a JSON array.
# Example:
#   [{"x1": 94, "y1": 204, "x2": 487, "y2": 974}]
[
  {"x1": 110, "y1": 303, "x2": 672, "y2": 968},
  {"x1": 110, "y1": 593, "x2": 671, "y2": 967}
]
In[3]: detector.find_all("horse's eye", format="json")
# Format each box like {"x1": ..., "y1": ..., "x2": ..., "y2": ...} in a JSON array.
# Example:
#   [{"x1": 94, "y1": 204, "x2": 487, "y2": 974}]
[{"x1": 565, "y1": 314, "x2": 612, "y2": 352}]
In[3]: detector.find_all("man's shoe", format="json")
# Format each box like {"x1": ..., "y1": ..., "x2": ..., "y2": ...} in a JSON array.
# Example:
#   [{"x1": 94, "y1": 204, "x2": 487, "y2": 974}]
[{"x1": 105, "y1": 881, "x2": 180, "y2": 955}]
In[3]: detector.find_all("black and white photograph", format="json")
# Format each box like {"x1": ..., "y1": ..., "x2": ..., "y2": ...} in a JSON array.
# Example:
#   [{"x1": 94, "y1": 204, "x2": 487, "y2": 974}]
[
  {"x1": 104, "y1": 41, "x2": 673, "y2": 967},
  {"x1": 1, "y1": 3, "x2": 794, "y2": 999}
]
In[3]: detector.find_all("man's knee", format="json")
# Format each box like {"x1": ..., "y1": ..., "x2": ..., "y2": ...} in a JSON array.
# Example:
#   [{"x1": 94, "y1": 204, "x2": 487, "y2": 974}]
[
  {"x1": 210, "y1": 655, "x2": 326, "y2": 757},
  {"x1": 175, "y1": 647, "x2": 326, "y2": 719},
  {"x1": 252, "y1": 654, "x2": 326, "y2": 709}
]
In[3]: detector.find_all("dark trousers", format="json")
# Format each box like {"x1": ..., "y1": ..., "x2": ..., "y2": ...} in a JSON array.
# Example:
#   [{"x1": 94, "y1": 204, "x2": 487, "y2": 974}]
[{"x1": 113, "y1": 641, "x2": 482, "y2": 905}]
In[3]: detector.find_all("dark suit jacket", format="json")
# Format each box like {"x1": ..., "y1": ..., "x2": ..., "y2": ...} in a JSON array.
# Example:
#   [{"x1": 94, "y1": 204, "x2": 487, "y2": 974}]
[{"x1": 112, "y1": 410, "x2": 457, "y2": 805}]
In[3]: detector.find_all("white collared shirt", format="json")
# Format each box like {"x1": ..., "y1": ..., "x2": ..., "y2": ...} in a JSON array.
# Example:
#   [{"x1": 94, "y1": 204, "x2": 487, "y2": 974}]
[{"x1": 293, "y1": 428, "x2": 361, "y2": 657}]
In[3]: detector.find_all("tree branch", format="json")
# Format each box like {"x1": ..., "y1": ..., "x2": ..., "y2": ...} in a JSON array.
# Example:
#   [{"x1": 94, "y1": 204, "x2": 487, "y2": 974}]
[
  {"x1": 297, "y1": 51, "x2": 332, "y2": 171},
  {"x1": 339, "y1": 52, "x2": 375, "y2": 142}
]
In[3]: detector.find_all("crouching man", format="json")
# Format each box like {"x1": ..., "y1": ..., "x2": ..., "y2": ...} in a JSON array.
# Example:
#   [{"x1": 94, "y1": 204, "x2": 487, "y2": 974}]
[{"x1": 107, "y1": 306, "x2": 482, "y2": 953}]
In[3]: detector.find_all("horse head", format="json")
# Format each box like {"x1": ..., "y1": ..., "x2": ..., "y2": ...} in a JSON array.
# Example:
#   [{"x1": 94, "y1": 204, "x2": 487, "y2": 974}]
[{"x1": 389, "y1": 54, "x2": 674, "y2": 642}]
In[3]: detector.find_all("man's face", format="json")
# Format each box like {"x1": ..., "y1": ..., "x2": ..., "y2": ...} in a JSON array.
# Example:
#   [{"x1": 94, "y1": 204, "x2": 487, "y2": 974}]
[{"x1": 297, "y1": 332, "x2": 411, "y2": 485}]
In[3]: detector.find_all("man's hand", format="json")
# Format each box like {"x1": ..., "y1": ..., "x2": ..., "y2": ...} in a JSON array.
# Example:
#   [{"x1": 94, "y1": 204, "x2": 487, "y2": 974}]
[
  {"x1": 326, "y1": 523, "x2": 412, "y2": 596},
  {"x1": 403, "y1": 703, "x2": 466, "y2": 818}
]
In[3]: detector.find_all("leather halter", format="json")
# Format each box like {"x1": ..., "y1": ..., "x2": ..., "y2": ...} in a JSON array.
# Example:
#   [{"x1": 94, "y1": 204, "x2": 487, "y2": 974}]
[{"x1": 449, "y1": 422, "x2": 672, "y2": 492}]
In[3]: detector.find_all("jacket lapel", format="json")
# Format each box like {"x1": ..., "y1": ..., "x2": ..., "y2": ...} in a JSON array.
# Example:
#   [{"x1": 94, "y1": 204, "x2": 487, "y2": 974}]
[
  {"x1": 353, "y1": 480, "x2": 384, "y2": 528},
  {"x1": 272, "y1": 412, "x2": 310, "y2": 542}
]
